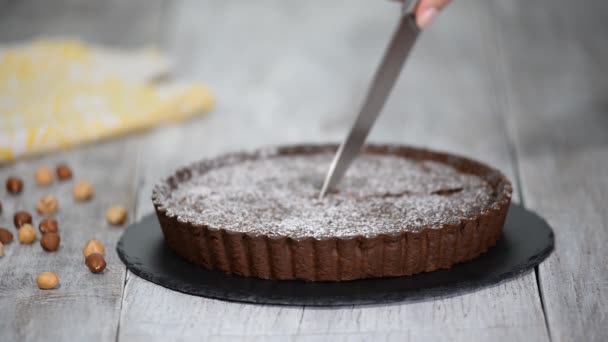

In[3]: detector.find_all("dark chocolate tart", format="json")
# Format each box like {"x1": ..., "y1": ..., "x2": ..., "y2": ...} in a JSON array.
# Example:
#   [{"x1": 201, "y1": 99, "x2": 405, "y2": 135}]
[{"x1": 152, "y1": 144, "x2": 512, "y2": 281}]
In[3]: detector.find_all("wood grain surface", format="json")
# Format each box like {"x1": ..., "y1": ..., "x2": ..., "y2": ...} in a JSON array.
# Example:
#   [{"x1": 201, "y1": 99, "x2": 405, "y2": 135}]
[
  {"x1": 482, "y1": 1, "x2": 608, "y2": 341},
  {"x1": 0, "y1": 0, "x2": 606, "y2": 341}
]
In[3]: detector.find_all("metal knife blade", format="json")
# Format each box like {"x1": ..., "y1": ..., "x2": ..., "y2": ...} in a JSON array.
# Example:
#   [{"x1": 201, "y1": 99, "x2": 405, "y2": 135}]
[{"x1": 319, "y1": 12, "x2": 420, "y2": 199}]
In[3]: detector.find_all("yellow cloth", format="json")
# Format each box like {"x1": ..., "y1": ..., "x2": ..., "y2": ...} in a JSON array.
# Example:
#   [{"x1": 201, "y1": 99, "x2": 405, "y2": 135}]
[{"x1": 0, "y1": 39, "x2": 214, "y2": 162}]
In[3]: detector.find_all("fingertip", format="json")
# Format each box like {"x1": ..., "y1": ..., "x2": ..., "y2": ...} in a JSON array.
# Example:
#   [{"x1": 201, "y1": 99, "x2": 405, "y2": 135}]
[{"x1": 416, "y1": 6, "x2": 438, "y2": 29}]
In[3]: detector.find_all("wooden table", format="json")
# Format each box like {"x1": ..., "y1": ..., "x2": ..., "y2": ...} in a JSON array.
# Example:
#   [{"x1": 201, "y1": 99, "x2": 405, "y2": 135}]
[{"x1": 1, "y1": 0, "x2": 606, "y2": 340}]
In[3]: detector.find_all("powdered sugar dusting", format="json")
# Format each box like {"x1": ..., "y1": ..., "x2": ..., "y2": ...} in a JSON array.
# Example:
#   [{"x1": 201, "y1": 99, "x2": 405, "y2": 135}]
[{"x1": 157, "y1": 151, "x2": 497, "y2": 239}]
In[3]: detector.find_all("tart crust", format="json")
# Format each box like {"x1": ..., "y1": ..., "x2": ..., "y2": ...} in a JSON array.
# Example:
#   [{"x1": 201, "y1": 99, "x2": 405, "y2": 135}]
[{"x1": 153, "y1": 144, "x2": 512, "y2": 281}]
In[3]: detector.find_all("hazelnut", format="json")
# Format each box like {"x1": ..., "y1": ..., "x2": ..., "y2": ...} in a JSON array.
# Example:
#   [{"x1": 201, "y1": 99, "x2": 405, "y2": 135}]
[
  {"x1": 39, "y1": 219, "x2": 59, "y2": 234},
  {"x1": 18, "y1": 224, "x2": 37, "y2": 244},
  {"x1": 14, "y1": 211, "x2": 33, "y2": 228},
  {"x1": 40, "y1": 232, "x2": 61, "y2": 251},
  {"x1": 35, "y1": 166, "x2": 54, "y2": 186},
  {"x1": 6, "y1": 176, "x2": 24, "y2": 194},
  {"x1": 106, "y1": 206, "x2": 128, "y2": 225},
  {"x1": 73, "y1": 180, "x2": 94, "y2": 201},
  {"x1": 56, "y1": 163, "x2": 73, "y2": 180},
  {"x1": 37, "y1": 272, "x2": 59, "y2": 290},
  {"x1": 0, "y1": 241, "x2": 4, "y2": 257},
  {"x1": 85, "y1": 253, "x2": 107, "y2": 273},
  {"x1": 36, "y1": 195, "x2": 59, "y2": 215},
  {"x1": 0, "y1": 228, "x2": 14, "y2": 244},
  {"x1": 83, "y1": 239, "x2": 105, "y2": 258}
]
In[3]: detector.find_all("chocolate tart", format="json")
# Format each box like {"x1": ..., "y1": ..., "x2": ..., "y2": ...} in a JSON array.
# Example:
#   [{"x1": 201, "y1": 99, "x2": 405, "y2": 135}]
[{"x1": 152, "y1": 144, "x2": 512, "y2": 281}]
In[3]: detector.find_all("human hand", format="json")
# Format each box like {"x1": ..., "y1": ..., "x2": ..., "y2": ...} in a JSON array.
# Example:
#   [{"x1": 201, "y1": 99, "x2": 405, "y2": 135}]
[{"x1": 396, "y1": 0, "x2": 452, "y2": 29}]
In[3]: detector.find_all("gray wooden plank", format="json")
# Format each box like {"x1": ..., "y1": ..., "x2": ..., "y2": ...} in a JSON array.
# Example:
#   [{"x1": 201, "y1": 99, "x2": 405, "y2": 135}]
[
  {"x1": 0, "y1": 0, "x2": 164, "y2": 47},
  {"x1": 482, "y1": 1, "x2": 608, "y2": 341},
  {"x1": 118, "y1": 0, "x2": 549, "y2": 341},
  {"x1": 0, "y1": 0, "x2": 163, "y2": 340}
]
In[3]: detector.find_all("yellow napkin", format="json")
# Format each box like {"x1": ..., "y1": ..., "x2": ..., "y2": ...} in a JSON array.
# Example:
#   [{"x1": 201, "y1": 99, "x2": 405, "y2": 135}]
[{"x1": 0, "y1": 39, "x2": 214, "y2": 162}]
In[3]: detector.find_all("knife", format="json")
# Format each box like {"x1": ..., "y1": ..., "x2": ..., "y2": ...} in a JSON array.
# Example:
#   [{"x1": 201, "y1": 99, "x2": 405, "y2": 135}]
[{"x1": 319, "y1": 0, "x2": 421, "y2": 199}]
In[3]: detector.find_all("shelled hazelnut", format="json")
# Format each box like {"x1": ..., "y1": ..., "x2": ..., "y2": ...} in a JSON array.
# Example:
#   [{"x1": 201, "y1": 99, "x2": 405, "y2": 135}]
[
  {"x1": 35, "y1": 166, "x2": 54, "y2": 186},
  {"x1": 106, "y1": 206, "x2": 128, "y2": 225},
  {"x1": 6, "y1": 176, "x2": 23, "y2": 194},
  {"x1": 39, "y1": 219, "x2": 59, "y2": 234},
  {"x1": 73, "y1": 180, "x2": 94, "y2": 201},
  {"x1": 37, "y1": 272, "x2": 59, "y2": 290},
  {"x1": 40, "y1": 232, "x2": 61, "y2": 252},
  {"x1": 85, "y1": 253, "x2": 107, "y2": 273},
  {"x1": 83, "y1": 239, "x2": 105, "y2": 258},
  {"x1": 14, "y1": 211, "x2": 33, "y2": 229},
  {"x1": 56, "y1": 164, "x2": 73, "y2": 180},
  {"x1": 0, "y1": 228, "x2": 13, "y2": 244},
  {"x1": 36, "y1": 195, "x2": 59, "y2": 215},
  {"x1": 18, "y1": 224, "x2": 37, "y2": 244}
]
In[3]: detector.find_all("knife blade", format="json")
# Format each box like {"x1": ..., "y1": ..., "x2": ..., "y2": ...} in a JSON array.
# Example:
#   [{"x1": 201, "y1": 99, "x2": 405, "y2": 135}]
[{"x1": 319, "y1": 9, "x2": 420, "y2": 199}]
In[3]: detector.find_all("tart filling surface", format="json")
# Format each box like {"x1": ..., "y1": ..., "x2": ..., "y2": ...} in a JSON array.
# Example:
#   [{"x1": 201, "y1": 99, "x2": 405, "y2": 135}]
[{"x1": 159, "y1": 152, "x2": 495, "y2": 238}]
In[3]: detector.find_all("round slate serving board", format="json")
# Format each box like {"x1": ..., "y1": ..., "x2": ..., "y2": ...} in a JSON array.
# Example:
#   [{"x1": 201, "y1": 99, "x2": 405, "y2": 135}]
[{"x1": 117, "y1": 204, "x2": 554, "y2": 306}]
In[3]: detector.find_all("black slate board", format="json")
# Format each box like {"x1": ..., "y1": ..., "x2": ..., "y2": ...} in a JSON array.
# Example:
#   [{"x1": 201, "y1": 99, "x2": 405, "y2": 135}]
[{"x1": 117, "y1": 204, "x2": 554, "y2": 306}]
